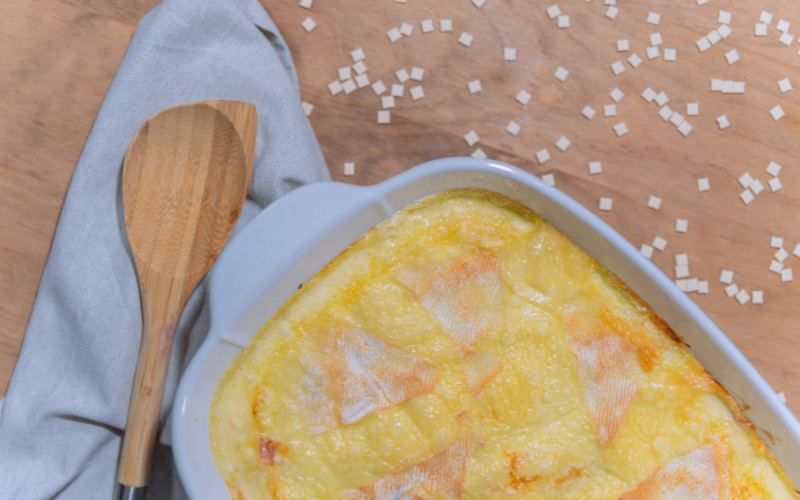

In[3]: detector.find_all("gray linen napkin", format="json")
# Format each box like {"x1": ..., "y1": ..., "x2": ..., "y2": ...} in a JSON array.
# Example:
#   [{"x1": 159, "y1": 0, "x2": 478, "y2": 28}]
[{"x1": 0, "y1": 0, "x2": 329, "y2": 498}]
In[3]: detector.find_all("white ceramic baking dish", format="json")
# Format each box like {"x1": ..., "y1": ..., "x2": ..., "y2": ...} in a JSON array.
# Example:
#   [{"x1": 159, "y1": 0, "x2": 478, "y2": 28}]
[{"x1": 171, "y1": 157, "x2": 800, "y2": 500}]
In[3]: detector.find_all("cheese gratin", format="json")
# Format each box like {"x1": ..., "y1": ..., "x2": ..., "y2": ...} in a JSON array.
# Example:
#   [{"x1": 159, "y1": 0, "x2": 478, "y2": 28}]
[{"x1": 210, "y1": 189, "x2": 798, "y2": 500}]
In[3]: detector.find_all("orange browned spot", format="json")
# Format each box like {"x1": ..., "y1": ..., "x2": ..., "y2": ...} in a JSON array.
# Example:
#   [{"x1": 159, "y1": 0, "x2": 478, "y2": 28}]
[
  {"x1": 617, "y1": 444, "x2": 726, "y2": 500},
  {"x1": 345, "y1": 438, "x2": 473, "y2": 500},
  {"x1": 225, "y1": 481, "x2": 247, "y2": 500},
  {"x1": 259, "y1": 438, "x2": 278, "y2": 466},
  {"x1": 457, "y1": 411, "x2": 468, "y2": 425},
  {"x1": 553, "y1": 466, "x2": 585, "y2": 485},
  {"x1": 507, "y1": 452, "x2": 539, "y2": 490},
  {"x1": 567, "y1": 326, "x2": 645, "y2": 445}
]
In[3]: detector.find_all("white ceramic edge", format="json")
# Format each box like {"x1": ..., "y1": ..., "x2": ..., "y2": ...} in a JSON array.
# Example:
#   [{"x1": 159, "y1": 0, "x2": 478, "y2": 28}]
[{"x1": 173, "y1": 157, "x2": 800, "y2": 500}]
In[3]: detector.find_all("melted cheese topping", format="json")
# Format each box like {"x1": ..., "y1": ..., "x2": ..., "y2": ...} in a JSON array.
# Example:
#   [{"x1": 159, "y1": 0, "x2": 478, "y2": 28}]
[{"x1": 210, "y1": 190, "x2": 798, "y2": 500}]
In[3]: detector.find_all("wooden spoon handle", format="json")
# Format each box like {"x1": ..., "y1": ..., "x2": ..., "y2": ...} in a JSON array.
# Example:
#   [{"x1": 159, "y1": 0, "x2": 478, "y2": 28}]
[{"x1": 117, "y1": 298, "x2": 183, "y2": 488}]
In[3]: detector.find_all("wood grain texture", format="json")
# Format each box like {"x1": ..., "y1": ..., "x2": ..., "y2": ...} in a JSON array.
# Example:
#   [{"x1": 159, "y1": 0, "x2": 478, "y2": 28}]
[
  {"x1": 0, "y1": 0, "x2": 797, "y2": 430},
  {"x1": 118, "y1": 101, "x2": 255, "y2": 486}
]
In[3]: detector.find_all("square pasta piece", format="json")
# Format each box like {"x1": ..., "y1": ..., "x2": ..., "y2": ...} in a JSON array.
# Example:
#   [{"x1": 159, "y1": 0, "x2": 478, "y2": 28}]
[
  {"x1": 351, "y1": 48, "x2": 365, "y2": 62},
  {"x1": 599, "y1": 197, "x2": 613, "y2": 211},
  {"x1": 687, "y1": 103, "x2": 699, "y2": 115},
  {"x1": 696, "y1": 37, "x2": 711, "y2": 52},
  {"x1": 343, "y1": 162, "x2": 355, "y2": 176},
  {"x1": 464, "y1": 130, "x2": 480, "y2": 146},
  {"x1": 697, "y1": 0, "x2": 708, "y2": 5},
  {"x1": 771, "y1": 236, "x2": 785, "y2": 248},
  {"x1": 554, "y1": 66, "x2": 570, "y2": 81},
  {"x1": 770, "y1": 260, "x2": 784, "y2": 273},
  {"x1": 606, "y1": 6, "x2": 619, "y2": 19},
  {"x1": 698, "y1": 281, "x2": 709, "y2": 294},
  {"x1": 299, "y1": 0, "x2": 313, "y2": 8},
  {"x1": 301, "y1": 17, "x2": 317, "y2": 32},
  {"x1": 769, "y1": 177, "x2": 783, "y2": 192},
  {"x1": 767, "y1": 161, "x2": 782, "y2": 176},
  {"x1": 468, "y1": 80, "x2": 482, "y2": 94},
  {"x1": 778, "y1": 78, "x2": 792, "y2": 93},
  {"x1": 421, "y1": 19, "x2": 434, "y2": 33},
  {"x1": 353, "y1": 61, "x2": 368, "y2": 75},
  {"x1": 610, "y1": 87, "x2": 625, "y2": 102},
  {"x1": 613, "y1": 122, "x2": 629, "y2": 137},
  {"x1": 722, "y1": 81, "x2": 734, "y2": 93},
  {"x1": 794, "y1": 243, "x2": 800, "y2": 258},
  {"x1": 670, "y1": 111, "x2": 685, "y2": 127},
  {"x1": 392, "y1": 84, "x2": 404, "y2": 97},
  {"x1": 641, "y1": 244, "x2": 654, "y2": 259},
  {"x1": 400, "y1": 22, "x2": 414, "y2": 36},
  {"x1": 752, "y1": 290, "x2": 763, "y2": 304},
  {"x1": 471, "y1": 148, "x2": 487, "y2": 159},
  {"x1": 648, "y1": 195, "x2": 662, "y2": 210},
  {"x1": 642, "y1": 87, "x2": 657, "y2": 102},
  {"x1": 750, "y1": 179, "x2": 764, "y2": 195},
  {"x1": 780, "y1": 33, "x2": 794, "y2": 46},
  {"x1": 740, "y1": 189, "x2": 755, "y2": 205},
  {"x1": 675, "y1": 265, "x2": 690, "y2": 279},
  {"x1": 440, "y1": 19, "x2": 453, "y2": 32},
  {"x1": 542, "y1": 173, "x2": 556, "y2": 186},
  {"x1": 655, "y1": 91, "x2": 669, "y2": 105},
  {"x1": 341, "y1": 79, "x2": 357, "y2": 94},
  {"x1": 718, "y1": 24, "x2": 732, "y2": 38},
  {"x1": 589, "y1": 161, "x2": 602, "y2": 174},
  {"x1": 716, "y1": 115, "x2": 730, "y2": 129},
  {"x1": 676, "y1": 279, "x2": 689, "y2": 292},
  {"x1": 725, "y1": 283, "x2": 739, "y2": 297},
  {"x1": 776, "y1": 247, "x2": 790, "y2": 262},
  {"x1": 381, "y1": 95, "x2": 395, "y2": 109},
  {"x1": 725, "y1": 49, "x2": 740, "y2": 64},
  {"x1": 410, "y1": 85, "x2": 425, "y2": 100},
  {"x1": 617, "y1": 39, "x2": 630, "y2": 51},
  {"x1": 658, "y1": 105, "x2": 673, "y2": 121},
  {"x1": 711, "y1": 79, "x2": 723, "y2": 91},
  {"x1": 459, "y1": 32, "x2": 474, "y2": 46},
  {"x1": 396, "y1": 68, "x2": 410, "y2": 83},
  {"x1": 611, "y1": 61, "x2": 626, "y2": 75},
  {"x1": 647, "y1": 46, "x2": 660, "y2": 59},
  {"x1": 536, "y1": 148, "x2": 551, "y2": 163},
  {"x1": 664, "y1": 49, "x2": 676, "y2": 61},
  {"x1": 653, "y1": 236, "x2": 667, "y2": 250},
  {"x1": 328, "y1": 80, "x2": 343, "y2": 96},
  {"x1": 686, "y1": 278, "x2": 699, "y2": 292},
  {"x1": 782, "y1": 268, "x2": 793, "y2": 282},
  {"x1": 410, "y1": 67, "x2": 424, "y2": 81},
  {"x1": 732, "y1": 81, "x2": 745, "y2": 94},
  {"x1": 547, "y1": 4, "x2": 561, "y2": 18},
  {"x1": 372, "y1": 80, "x2": 387, "y2": 96},
  {"x1": 777, "y1": 19, "x2": 791, "y2": 32},
  {"x1": 387, "y1": 27, "x2": 402, "y2": 43},
  {"x1": 604, "y1": 104, "x2": 617, "y2": 117},
  {"x1": 556, "y1": 136, "x2": 571, "y2": 151},
  {"x1": 761, "y1": 11, "x2": 773, "y2": 24},
  {"x1": 650, "y1": 32, "x2": 663, "y2": 46},
  {"x1": 355, "y1": 74, "x2": 370, "y2": 88},
  {"x1": 338, "y1": 66, "x2": 352, "y2": 81},
  {"x1": 735, "y1": 290, "x2": 750, "y2": 305},
  {"x1": 377, "y1": 110, "x2": 391, "y2": 124},
  {"x1": 698, "y1": 178, "x2": 710, "y2": 191},
  {"x1": 720, "y1": 270, "x2": 734, "y2": 284},
  {"x1": 302, "y1": 101, "x2": 314, "y2": 116},
  {"x1": 504, "y1": 48, "x2": 517, "y2": 61},
  {"x1": 770, "y1": 105, "x2": 785, "y2": 121},
  {"x1": 516, "y1": 90, "x2": 532, "y2": 105},
  {"x1": 506, "y1": 121, "x2": 521, "y2": 136},
  {"x1": 558, "y1": 15, "x2": 570, "y2": 28},
  {"x1": 707, "y1": 30, "x2": 721, "y2": 44},
  {"x1": 582, "y1": 105, "x2": 597, "y2": 119},
  {"x1": 755, "y1": 23, "x2": 767, "y2": 36},
  {"x1": 471, "y1": 0, "x2": 485, "y2": 7},
  {"x1": 678, "y1": 121, "x2": 693, "y2": 136},
  {"x1": 718, "y1": 10, "x2": 731, "y2": 24},
  {"x1": 675, "y1": 219, "x2": 688, "y2": 233},
  {"x1": 628, "y1": 53, "x2": 643, "y2": 68},
  {"x1": 647, "y1": 12, "x2": 661, "y2": 25}
]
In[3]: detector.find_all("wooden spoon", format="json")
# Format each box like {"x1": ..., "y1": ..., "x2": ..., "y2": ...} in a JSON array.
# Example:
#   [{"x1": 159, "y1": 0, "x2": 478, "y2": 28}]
[{"x1": 117, "y1": 100, "x2": 256, "y2": 500}]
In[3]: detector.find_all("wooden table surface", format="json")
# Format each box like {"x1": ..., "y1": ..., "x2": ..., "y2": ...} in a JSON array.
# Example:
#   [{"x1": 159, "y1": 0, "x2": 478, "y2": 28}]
[{"x1": 1, "y1": 0, "x2": 797, "y2": 422}]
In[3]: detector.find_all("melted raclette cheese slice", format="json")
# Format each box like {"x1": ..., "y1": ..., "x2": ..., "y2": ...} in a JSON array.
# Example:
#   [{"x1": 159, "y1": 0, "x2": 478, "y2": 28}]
[{"x1": 209, "y1": 189, "x2": 798, "y2": 500}]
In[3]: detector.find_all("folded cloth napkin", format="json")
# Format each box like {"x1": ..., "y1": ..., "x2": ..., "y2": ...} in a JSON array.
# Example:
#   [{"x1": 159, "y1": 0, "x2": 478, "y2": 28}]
[{"x1": 0, "y1": 0, "x2": 329, "y2": 498}]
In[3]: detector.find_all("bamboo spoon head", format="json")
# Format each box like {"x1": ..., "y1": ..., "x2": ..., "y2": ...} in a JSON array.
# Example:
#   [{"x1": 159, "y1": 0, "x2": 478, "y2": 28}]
[{"x1": 122, "y1": 101, "x2": 254, "y2": 283}]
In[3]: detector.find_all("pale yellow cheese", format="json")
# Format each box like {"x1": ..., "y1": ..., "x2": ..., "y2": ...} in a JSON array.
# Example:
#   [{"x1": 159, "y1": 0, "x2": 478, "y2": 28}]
[{"x1": 209, "y1": 190, "x2": 798, "y2": 500}]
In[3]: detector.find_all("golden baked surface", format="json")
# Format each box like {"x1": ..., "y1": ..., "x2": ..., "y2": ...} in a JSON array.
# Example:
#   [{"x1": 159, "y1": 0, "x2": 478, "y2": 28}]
[{"x1": 209, "y1": 190, "x2": 797, "y2": 500}]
